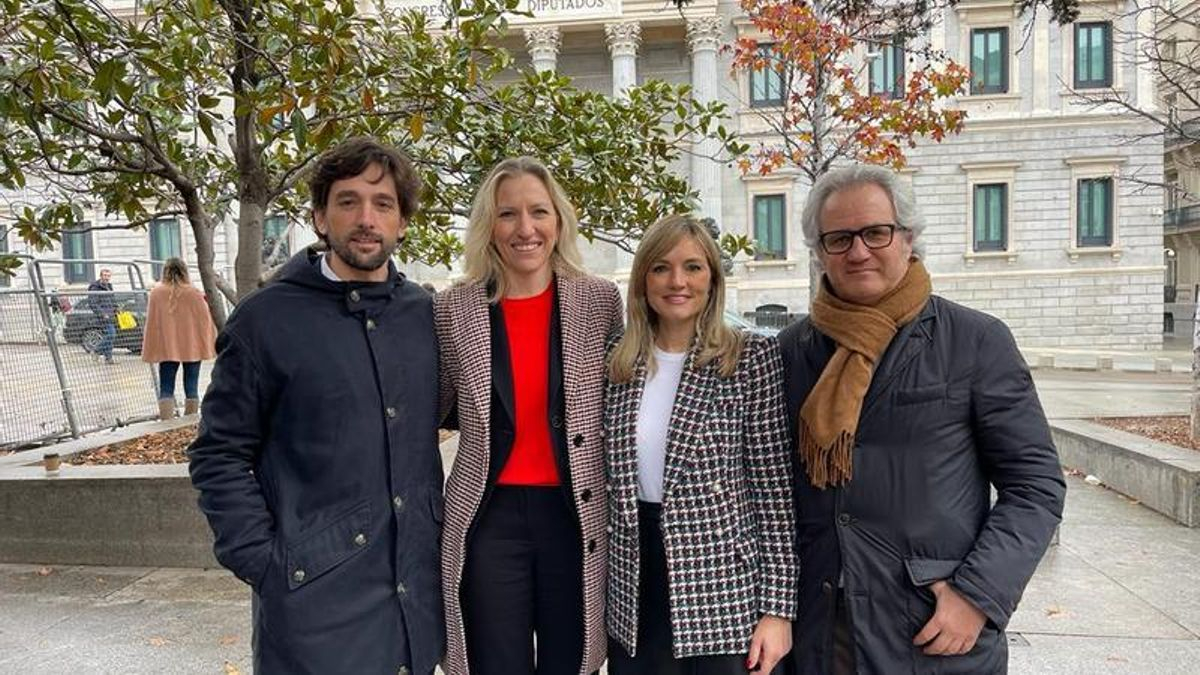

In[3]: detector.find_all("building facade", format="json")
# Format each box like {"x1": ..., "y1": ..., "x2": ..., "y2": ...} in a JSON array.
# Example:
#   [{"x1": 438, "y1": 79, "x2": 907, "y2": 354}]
[
  {"x1": 2, "y1": 0, "x2": 1166, "y2": 350},
  {"x1": 1159, "y1": 0, "x2": 1199, "y2": 337}
]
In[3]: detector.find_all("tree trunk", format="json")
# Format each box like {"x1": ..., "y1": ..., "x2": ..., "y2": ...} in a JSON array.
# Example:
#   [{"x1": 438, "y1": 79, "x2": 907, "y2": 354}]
[
  {"x1": 193, "y1": 221, "x2": 228, "y2": 330},
  {"x1": 183, "y1": 195, "x2": 228, "y2": 330},
  {"x1": 234, "y1": 198, "x2": 266, "y2": 300}
]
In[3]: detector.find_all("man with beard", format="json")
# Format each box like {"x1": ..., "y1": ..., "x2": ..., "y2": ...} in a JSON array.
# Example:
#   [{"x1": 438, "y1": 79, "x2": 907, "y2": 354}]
[{"x1": 189, "y1": 137, "x2": 444, "y2": 674}]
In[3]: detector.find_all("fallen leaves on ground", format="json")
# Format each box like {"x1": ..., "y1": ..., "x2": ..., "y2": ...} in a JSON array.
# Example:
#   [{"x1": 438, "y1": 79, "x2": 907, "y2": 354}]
[
  {"x1": 147, "y1": 636, "x2": 170, "y2": 646},
  {"x1": 218, "y1": 634, "x2": 239, "y2": 645},
  {"x1": 224, "y1": 662, "x2": 242, "y2": 675},
  {"x1": 1092, "y1": 416, "x2": 1200, "y2": 451},
  {"x1": 63, "y1": 425, "x2": 455, "y2": 465},
  {"x1": 36, "y1": 567, "x2": 53, "y2": 577},
  {"x1": 1044, "y1": 605, "x2": 1068, "y2": 618},
  {"x1": 72, "y1": 424, "x2": 198, "y2": 465}
]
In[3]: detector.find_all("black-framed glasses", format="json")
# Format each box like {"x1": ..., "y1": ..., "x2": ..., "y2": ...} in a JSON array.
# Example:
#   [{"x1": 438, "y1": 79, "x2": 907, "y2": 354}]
[{"x1": 818, "y1": 223, "x2": 907, "y2": 255}]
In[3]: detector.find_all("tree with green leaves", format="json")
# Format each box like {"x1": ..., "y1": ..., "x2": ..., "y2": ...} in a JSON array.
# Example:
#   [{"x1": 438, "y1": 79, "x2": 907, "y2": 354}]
[{"x1": 0, "y1": 0, "x2": 742, "y2": 327}]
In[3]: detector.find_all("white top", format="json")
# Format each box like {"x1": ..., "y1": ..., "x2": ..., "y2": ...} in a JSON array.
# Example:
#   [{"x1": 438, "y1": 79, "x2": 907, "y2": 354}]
[
  {"x1": 636, "y1": 346, "x2": 688, "y2": 503},
  {"x1": 319, "y1": 254, "x2": 343, "y2": 281}
]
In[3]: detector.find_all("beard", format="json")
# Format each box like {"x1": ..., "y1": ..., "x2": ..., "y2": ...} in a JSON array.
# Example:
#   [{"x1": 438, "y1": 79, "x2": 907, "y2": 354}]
[{"x1": 326, "y1": 227, "x2": 398, "y2": 273}]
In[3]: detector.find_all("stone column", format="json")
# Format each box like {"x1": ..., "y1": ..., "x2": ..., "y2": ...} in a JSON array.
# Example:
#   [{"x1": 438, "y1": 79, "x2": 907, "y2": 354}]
[
  {"x1": 605, "y1": 21, "x2": 641, "y2": 99},
  {"x1": 606, "y1": 21, "x2": 642, "y2": 273},
  {"x1": 687, "y1": 16, "x2": 724, "y2": 221},
  {"x1": 525, "y1": 26, "x2": 562, "y2": 73}
]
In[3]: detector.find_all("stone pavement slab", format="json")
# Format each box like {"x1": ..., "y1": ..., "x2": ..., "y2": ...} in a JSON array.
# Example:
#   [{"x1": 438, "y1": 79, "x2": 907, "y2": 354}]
[
  {"x1": 2, "y1": 475, "x2": 1197, "y2": 674},
  {"x1": 0, "y1": 565, "x2": 250, "y2": 674},
  {"x1": 1032, "y1": 370, "x2": 1190, "y2": 421},
  {"x1": 1010, "y1": 634, "x2": 1200, "y2": 674}
]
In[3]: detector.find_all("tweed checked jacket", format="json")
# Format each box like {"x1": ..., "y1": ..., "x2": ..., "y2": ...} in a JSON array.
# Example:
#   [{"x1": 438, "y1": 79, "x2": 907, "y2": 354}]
[
  {"x1": 435, "y1": 273, "x2": 623, "y2": 675},
  {"x1": 605, "y1": 333, "x2": 799, "y2": 658}
]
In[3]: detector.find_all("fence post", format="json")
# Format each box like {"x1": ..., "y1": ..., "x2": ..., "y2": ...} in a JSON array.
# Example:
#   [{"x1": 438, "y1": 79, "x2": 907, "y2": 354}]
[{"x1": 29, "y1": 262, "x2": 81, "y2": 438}]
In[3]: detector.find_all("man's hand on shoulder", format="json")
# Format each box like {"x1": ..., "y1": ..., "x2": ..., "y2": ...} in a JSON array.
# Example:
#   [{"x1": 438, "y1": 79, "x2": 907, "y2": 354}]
[{"x1": 912, "y1": 580, "x2": 987, "y2": 656}]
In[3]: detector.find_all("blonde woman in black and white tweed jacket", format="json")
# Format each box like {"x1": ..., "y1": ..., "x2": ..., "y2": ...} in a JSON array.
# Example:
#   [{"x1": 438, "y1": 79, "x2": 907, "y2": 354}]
[{"x1": 604, "y1": 215, "x2": 798, "y2": 675}]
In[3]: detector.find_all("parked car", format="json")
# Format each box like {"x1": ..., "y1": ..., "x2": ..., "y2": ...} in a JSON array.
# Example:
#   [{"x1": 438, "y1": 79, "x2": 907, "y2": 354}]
[
  {"x1": 724, "y1": 310, "x2": 780, "y2": 337},
  {"x1": 63, "y1": 293, "x2": 147, "y2": 354}
]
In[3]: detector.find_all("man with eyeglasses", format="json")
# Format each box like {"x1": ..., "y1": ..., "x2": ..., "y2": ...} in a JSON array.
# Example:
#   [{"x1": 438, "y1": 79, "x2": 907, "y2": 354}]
[{"x1": 777, "y1": 165, "x2": 1065, "y2": 674}]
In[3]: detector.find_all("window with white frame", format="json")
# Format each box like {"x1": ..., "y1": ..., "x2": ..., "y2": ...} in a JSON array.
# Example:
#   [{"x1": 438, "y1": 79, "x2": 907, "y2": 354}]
[
  {"x1": 63, "y1": 222, "x2": 94, "y2": 284},
  {"x1": 973, "y1": 183, "x2": 1008, "y2": 251},
  {"x1": 750, "y1": 44, "x2": 785, "y2": 108},
  {"x1": 1077, "y1": 177, "x2": 1113, "y2": 247},
  {"x1": 970, "y1": 27, "x2": 1008, "y2": 94},
  {"x1": 869, "y1": 37, "x2": 905, "y2": 99},
  {"x1": 1065, "y1": 157, "x2": 1123, "y2": 257},
  {"x1": 149, "y1": 217, "x2": 182, "y2": 280},
  {"x1": 753, "y1": 194, "x2": 787, "y2": 260},
  {"x1": 1074, "y1": 22, "x2": 1112, "y2": 89},
  {"x1": 961, "y1": 161, "x2": 1018, "y2": 260}
]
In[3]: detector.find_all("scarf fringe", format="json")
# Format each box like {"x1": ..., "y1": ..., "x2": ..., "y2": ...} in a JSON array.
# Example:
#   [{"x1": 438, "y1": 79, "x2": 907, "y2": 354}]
[{"x1": 800, "y1": 420, "x2": 854, "y2": 489}]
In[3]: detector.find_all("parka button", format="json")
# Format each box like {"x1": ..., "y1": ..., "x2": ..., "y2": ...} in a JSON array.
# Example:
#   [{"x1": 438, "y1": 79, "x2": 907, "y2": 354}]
[
  {"x1": 349, "y1": 290, "x2": 360, "y2": 302},
  {"x1": 353, "y1": 533, "x2": 367, "y2": 546},
  {"x1": 837, "y1": 513, "x2": 852, "y2": 526},
  {"x1": 573, "y1": 434, "x2": 584, "y2": 448},
  {"x1": 821, "y1": 581, "x2": 834, "y2": 594},
  {"x1": 393, "y1": 495, "x2": 404, "y2": 510},
  {"x1": 386, "y1": 407, "x2": 397, "y2": 419},
  {"x1": 580, "y1": 488, "x2": 593, "y2": 502},
  {"x1": 292, "y1": 569, "x2": 306, "y2": 583},
  {"x1": 587, "y1": 539, "x2": 597, "y2": 553},
  {"x1": 366, "y1": 318, "x2": 377, "y2": 330},
  {"x1": 396, "y1": 582, "x2": 407, "y2": 596},
  {"x1": 398, "y1": 667, "x2": 410, "y2": 675}
]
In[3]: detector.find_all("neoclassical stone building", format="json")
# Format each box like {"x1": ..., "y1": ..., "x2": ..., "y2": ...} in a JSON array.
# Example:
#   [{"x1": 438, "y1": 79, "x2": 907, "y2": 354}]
[
  {"x1": 2, "y1": 0, "x2": 1166, "y2": 350},
  {"x1": 392, "y1": 0, "x2": 1166, "y2": 350}
]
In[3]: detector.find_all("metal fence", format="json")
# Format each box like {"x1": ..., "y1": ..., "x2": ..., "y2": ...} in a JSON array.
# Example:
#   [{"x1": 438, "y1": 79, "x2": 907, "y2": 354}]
[{"x1": 0, "y1": 259, "x2": 160, "y2": 450}]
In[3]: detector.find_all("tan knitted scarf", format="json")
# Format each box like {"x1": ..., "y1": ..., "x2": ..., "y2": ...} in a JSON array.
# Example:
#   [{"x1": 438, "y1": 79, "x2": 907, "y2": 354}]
[{"x1": 799, "y1": 260, "x2": 932, "y2": 488}]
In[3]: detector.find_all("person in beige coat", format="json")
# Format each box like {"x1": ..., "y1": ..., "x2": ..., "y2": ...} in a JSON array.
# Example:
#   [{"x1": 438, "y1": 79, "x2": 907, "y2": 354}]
[
  {"x1": 435, "y1": 157, "x2": 622, "y2": 675},
  {"x1": 141, "y1": 258, "x2": 216, "y2": 419}
]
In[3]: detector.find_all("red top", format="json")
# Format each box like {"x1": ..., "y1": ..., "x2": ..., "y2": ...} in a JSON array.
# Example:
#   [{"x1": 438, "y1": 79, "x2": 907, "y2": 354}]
[{"x1": 496, "y1": 284, "x2": 560, "y2": 486}]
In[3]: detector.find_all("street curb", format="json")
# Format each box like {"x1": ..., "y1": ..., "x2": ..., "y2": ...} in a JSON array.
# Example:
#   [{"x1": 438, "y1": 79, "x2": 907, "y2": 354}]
[{"x1": 1051, "y1": 420, "x2": 1200, "y2": 527}]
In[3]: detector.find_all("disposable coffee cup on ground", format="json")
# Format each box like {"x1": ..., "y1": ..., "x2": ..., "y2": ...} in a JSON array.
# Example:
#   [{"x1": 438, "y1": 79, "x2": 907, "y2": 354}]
[{"x1": 43, "y1": 453, "x2": 61, "y2": 476}]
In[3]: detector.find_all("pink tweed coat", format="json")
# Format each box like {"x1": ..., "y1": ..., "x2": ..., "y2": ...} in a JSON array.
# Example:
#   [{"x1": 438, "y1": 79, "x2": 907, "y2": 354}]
[{"x1": 434, "y1": 272, "x2": 622, "y2": 675}]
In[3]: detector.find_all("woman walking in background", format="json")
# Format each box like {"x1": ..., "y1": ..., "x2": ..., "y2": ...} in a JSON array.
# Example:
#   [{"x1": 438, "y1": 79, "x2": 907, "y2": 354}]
[
  {"x1": 435, "y1": 157, "x2": 622, "y2": 675},
  {"x1": 604, "y1": 215, "x2": 797, "y2": 675},
  {"x1": 141, "y1": 258, "x2": 216, "y2": 420}
]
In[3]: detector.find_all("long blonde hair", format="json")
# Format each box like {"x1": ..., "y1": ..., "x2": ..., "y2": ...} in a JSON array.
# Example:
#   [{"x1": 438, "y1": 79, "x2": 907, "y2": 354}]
[
  {"x1": 160, "y1": 257, "x2": 190, "y2": 314},
  {"x1": 461, "y1": 157, "x2": 586, "y2": 302},
  {"x1": 609, "y1": 214, "x2": 744, "y2": 383}
]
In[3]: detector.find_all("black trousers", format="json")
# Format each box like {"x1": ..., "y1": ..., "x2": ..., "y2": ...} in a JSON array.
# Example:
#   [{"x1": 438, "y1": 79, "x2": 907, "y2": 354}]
[
  {"x1": 832, "y1": 589, "x2": 857, "y2": 675},
  {"x1": 463, "y1": 486, "x2": 585, "y2": 675},
  {"x1": 608, "y1": 501, "x2": 770, "y2": 675}
]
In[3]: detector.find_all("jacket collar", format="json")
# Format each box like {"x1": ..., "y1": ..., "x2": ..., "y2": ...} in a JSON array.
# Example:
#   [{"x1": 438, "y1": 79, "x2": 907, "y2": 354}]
[{"x1": 861, "y1": 297, "x2": 938, "y2": 415}]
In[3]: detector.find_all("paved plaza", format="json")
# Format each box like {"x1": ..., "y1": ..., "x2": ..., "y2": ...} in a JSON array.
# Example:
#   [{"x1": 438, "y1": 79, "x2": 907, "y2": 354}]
[{"x1": 0, "y1": 362, "x2": 1197, "y2": 673}]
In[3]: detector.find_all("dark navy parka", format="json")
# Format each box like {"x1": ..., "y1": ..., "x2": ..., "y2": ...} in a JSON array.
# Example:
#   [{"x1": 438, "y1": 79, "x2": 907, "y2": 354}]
[
  {"x1": 779, "y1": 295, "x2": 1065, "y2": 674},
  {"x1": 189, "y1": 250, "x2": 444, "y2": 674}
]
